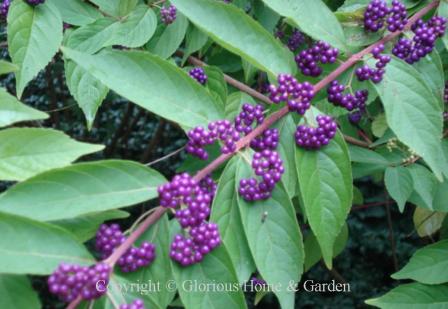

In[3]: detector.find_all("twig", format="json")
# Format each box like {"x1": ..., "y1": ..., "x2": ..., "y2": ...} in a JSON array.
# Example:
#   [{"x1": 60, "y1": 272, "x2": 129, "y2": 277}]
[
  {"x1": 140, "y1": 119, "x2": 166, "y2": 163},
  {"x1": 145, "y1": 146, "x2": 185, "y2": 166},
  {"x1": 385, "y1": 197, "x2": 399, "y2": 272},
  {"x1": 104, "y1": 103, "x2": 133, "y2": 156},
  {"x1": 351, "y1": 200, "x2": 395, "y2": 211}
]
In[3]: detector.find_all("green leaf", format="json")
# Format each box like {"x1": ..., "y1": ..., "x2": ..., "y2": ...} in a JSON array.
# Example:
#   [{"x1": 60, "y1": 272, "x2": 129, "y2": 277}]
[
  {"x1": 349, "y1": 145, "x2": 390, "y2": 165},
  {"x1": 0, "y1": 160, "x2": 166, "y2": 221},
  {"x1": 0, "y1": 275, "x2": 40, "y2": 308},
  {"x1": 296, "y1": 131, "x2": 352, "y2": 268},
  {"x1": 171, "y1": 0, "x2": 296, "y2": 77},
  {"x1": 413, "y1": 51, "x2": 445, "y2": 105},
  {"x1": 0, "y1": 128, "x2": 103, "y2": 181},
  {"x1": 366, "y1": 283, "x2": 448, "y2": 308},
  {"x1": 0, "y1": 88, "x2": 48, "y2": 127},
  {"x1": 64, "y1": 60, "x2": 108, "y2": 129},
  {"x1": 393, "y1": 240, "x2": 448, "y2": 284},
  {"x1": 7, "y1": 0, "x2": 63, "y2": 97},
  {"x1": 61, "y1": 48, "x2": 224, "y2": 129},
  {"x1": 343, "y1": 22, "x2": 382, "y2": 48},
  {"x1": 204, "y1": 66, "x2": 227, "y2": 106},
  {"x1": 237, "y1": 155, "x2": 304, "y2": 309},
  {"x1": 48, "y1": 0, "x2": 101, "y2": 26},
  {"x1": 413, "y1": 207, "x2": 446, "y2": 238},
  {"x1": 52, "y1": 210, "x2": 129, "y2": 243},
  {"x1": 439, "y1": 1, "x2": 448, "y2": 51},
  {"x1": 146, "y1": 13, "x2": 189, "y2": 59},
  {"x1": 274, "y1": 114, "x2": 298, "y2": 198},
  {"x1": 66, "y1": 18, "x2": 117, "y2": 53},
  {"x1": 261, "y1": 0, "x2": 347, "y2": 52},
  {"x1": 225, "y1": 92, "x2": 255, "y2": 120},
  {"x1": 124, "y1": 214, "x2": 176, "y2": 309},
  {"x1": 171, "y1": 229, "x2": 247, "y2": 309},
  {"x1": 112, "y1": 5, "x2": 158, "y2": 48},
  {"x1": 385, "y1": 166, "x2": 413, "y2": 212},
  {"x1": 0, "y1": 60, "x2": 18, "y2": 75},
  {"x1": 66, "y1": 6, "x2": 157, "y2": 53},
  {"x1": 89, "y1": 0, "x2": 138, "y2": 17},
  {"x1": 372, "y1": 113, "x2": 388, "y2": 138},
  {"x1": 182, "y1": 25, "x2": 209, "y2": 63},
  {"x1": 210, "y1": 157, "x2": 256, "y2": 284},
  {"x1": 373, "y1": 58, "x2": 445, "y2": 180},
  {"x1": 408, "y1": 164, "x2": 438, "y2": 210},
  {"x1": 0, "y1": 212, "x2": 93, "y2": 274},
  {"x1": 304, "y1": 224, "x2": 348, "y2": 272},
  {"x1": 433, "y1": 180, "x2": 448, "y2": 212}
]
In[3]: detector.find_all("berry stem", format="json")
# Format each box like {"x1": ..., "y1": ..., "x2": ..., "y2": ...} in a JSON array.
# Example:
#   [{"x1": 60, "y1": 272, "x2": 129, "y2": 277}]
[{"x1": 66, "y1": 2, "x2": 440, "y2": 307}]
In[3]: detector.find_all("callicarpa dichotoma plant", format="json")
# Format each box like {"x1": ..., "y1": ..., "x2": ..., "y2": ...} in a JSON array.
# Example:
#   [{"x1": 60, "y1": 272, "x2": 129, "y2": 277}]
[{"x1": 0, "y1": 0, "x2": 448, "y2": 308}]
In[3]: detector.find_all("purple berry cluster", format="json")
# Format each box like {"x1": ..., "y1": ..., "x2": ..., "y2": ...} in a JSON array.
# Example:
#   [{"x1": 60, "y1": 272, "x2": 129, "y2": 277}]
[
  {"x1": 48, "y1": 263, "x2": 110, "y2": 302},
  {"x1": 95, "y1": 224, "x2": 156, "y2": 273},
  {"x1": 294, "y1": 41, "x2": 339, "y2": 77},
  {"x1": 161, "y1": 5, "x2": 177, "y2": 25},
  {"x1": 185, "y1": 120, "x2": 239, "y2": 160},
  {"x1": 199, "y1": 174, "x2": 217, "y2": 199},
  {"x1": 364, "y1": 0, "x2": 390, "y2": 32},
  {"x1": 120, "y1": 299, "x2": 145, "y2": 309},
  {"x1": 170, "y1": 222, "x2": 221, "y2": 266},
  {"x1": 392, "y1": 16, "x2": 447, "y2": 64},
  {"x1": 235, "y1": 103, "x2": 265, "y2": 135},
  {"x1": 287, "y1": 29, "x2": 305, "y2": 51},
  {"x1": 25, "y1": 0, "x2": 45, "y2": 5},
  {"x1": 158, "y1": 173, "x2": 221, "y2": 266},
  {"x1": 269, "y1": 74, "x2": 315, "y2": 115},
  {"x1": 250, "y1": 128, "x2": 279, "y2": 151},
  {"x1": 295, "y1": 115, "x2": 337, "y2": 150},
  {"x1": 387, "y1": 0, "x2": 408, "y2": 32},
  {"x1": 239, "y1": 150, "x2": 284, "y2": 201},
  {"x1": 0, "y1": 0, "x2": 10, "y2": 18},
  {"x1": 355, "y1": 44, "x2": 391, "y2": 83},
  {"x1": 327, "y1": 80, "x2": 369, "y2": 112},
  {"x1": 364, "y1": 0, "x2": 407, "y2": 32},
  {"x1": 189, "y1": 67, "x2": 207, "y2": 85}
]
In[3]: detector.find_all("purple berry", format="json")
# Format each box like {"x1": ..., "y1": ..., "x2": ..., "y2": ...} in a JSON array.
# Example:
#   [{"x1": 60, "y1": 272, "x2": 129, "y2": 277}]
[
  {"x1": 117, "y1": 241, "x2": 156, "y2": 273},
  {"x1": 199, "y1": 175, "x2": 217, "y2": 200},
  {"x1": 48, "y1": 263, "x2": 110, "y2": 302},
  {"x1": 269, "y1": 74, "x2": 315, "y2": 115},
  {"x1": 295, "y1": 115, "x2": 337, "y2": 150},
  {"x1": 287, "y1": 29, "x2": 305, "y2": 51},
  {"x1": 95, "y1": 224, "x2": 126, "y2": 259},
  {"x1": 348, "y1": 110, "x2": 363, "y2": 124},
  {"x1": 0, "y1": 0, "x2": 10, "y2": 18},
  {"x1": 234, "y1": 103, "x2": 265, "y2": 135},
  {"x1": 189, "y1": 67, "x2": 207, "y2": 85},
  {"x1": 25, "y1": 0, "x2": 45, "y2": 5},
  {"x1": 387, "y1": 0, "x2": 408, "y2": 32},
  {"x1": 295, "y1": 41, "x2": 339, "y2": 77},
  {"x1": 327, "y1": 80, "x2": 369, "y2": 111},
  {"x1": 158, "y1": 173, "x2": 213, "y2": 228},
  {"x1": 238, "y1": 150, "x2": 284, "y2": 201},
  {"x1": 95, "y1": 224, "x2": 156, "y2": 273},
  {"x1": 250, "y1": 128, "x2": 279, "y2": 151},
  {"x1": 170, "y1": 222, "x2": 221, "y2": 267},
  {"x1": 161, "y1": 5, "x2": 176, "y2": 25},
  {"x1": 393, "y1": 16, "x2": 447, "y2": 64},
  {"x1": 120, "y1": 299, "x2": 145, "y2": 309},
  {"x1": 364, "y1": 0, "x2": 390, "y2": 32}
]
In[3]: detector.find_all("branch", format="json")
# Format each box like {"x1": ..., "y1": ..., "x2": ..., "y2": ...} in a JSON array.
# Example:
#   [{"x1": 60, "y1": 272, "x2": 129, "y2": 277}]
[
  {"x1": 181, "y1": 53, "x2": 371, "y2": 148},
  {"x1": 67, "y1": 2, "x2": 440, "y2": 307}
]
